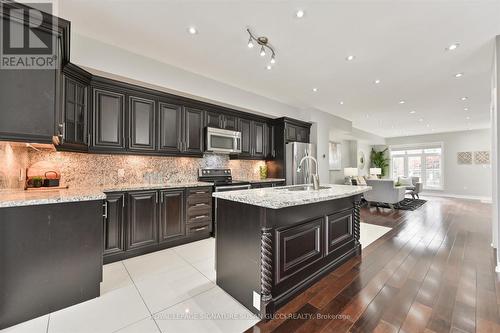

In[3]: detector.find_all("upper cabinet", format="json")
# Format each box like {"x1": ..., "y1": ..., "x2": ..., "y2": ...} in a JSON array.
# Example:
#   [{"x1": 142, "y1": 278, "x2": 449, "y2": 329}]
[
  {"x1": 235, "y1": 118, "x2": 268, "y2": 160},
  {"x1": 158, "y1": 102, "x2": 182, "y2": 153},
  {"x1": 285, "y1": 122, "x2": 310, "y2": 143},
  {"x1": 204, "y1": 110, "x2": 238, "y2": 131},
  {"x1": 92, "y1": 88, "x2": 126, "y2": 150},
  {"x1": 183, "y1": 107, "x2": 204, "y2": 154},
  {"x1": 0, "y1": 2, "x2": 70, "y2": 144},
  {"x1": 128, "y1": 95, "x2": 156, "y2": 151},
  {"x1": 58, "y1": 64, "x2": 92, "y2": 151}
]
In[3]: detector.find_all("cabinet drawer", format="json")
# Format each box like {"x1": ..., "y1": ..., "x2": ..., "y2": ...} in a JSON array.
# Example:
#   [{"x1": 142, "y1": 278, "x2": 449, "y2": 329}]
[
  {"x1": 187, "y1": 187, "x2": 212, "y2": 202},
  {"x1": 187, "y1": 221, "x2": 211, "y2": 234},
  {"x1": 187, "y1": 204, "x2": 211, "y2": 217},
  {"x1": 187, "y1": 212, "x2": 212, "y2": 224},
  {"x1": 187, "y1": 194, "x2": 211, "y2": 205}
]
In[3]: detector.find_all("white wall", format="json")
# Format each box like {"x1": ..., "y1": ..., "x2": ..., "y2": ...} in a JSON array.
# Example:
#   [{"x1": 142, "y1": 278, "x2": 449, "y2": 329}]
[
  {"x1": 492, "y1": 36, "x2": 499, "y2": 269},
  {"x1": 70, "y1": 33, "x2": 384, "y2": 184},
  {"x1": 386, "y1": 129, "x2": 492, "y2": 200}
]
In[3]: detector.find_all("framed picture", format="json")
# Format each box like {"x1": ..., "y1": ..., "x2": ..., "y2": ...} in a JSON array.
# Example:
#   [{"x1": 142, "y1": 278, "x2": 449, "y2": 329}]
[{"x1": 329, "y1": 142, "x2": 342, "y2": 170}]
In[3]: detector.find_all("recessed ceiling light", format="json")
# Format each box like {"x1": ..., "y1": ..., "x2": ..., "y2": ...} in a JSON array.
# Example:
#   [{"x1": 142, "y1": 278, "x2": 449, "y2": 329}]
[
  {"x1": 188, "y1": 26, "x2": 198, "y2": 35},
  {"x1": 339, "y1": 101, "x2": 344, "y2": 105},
  {"x1": 466, "y1": 116, "x2": 471, "y2": 120},
  {"x1": 461, "y1": 96, "x2": 468, "y2": 101},
  {"x1": 419, "y1": 118, "x2": 424, "y2": 122},
  {"x1": 346, "y1": 55, "x2": 355, "y2": 61},
  {"x1": 312, "y1": 88, "x2": 318, "y2": 92},
  {"x1": 266, "y1": 65, "x2": 272, "y2": 70},
  {"x1": 426, "y1": 124, "x2": 430, "y2": 128},
  {"x1": 295, "y1": 9, "x2": 305, "y2": 18},
  {"x1": 399, "y1": 100, "x2": 405, "y2": 104},
  {"x1": 374, "y1": 79, "x2": 381, "y2": 84},
  {"x1": 464, "y1": 107, "x2": 469, "y2": 111},
  {"x1": 409, "y1": 110, "x2": 416, "y2": 114},
  {"x1": 446, "y1": 43, "x2": 460, "y2": 51},
  {"x1": 455, "y1": 72, "x2": 464, "y2": 78}
]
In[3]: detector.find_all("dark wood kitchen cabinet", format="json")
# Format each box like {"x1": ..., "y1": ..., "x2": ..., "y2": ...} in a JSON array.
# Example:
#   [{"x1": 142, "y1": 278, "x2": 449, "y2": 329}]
[
  {"x1": 59, "y1": 64, "x2": 91, "y2": 151},
  {"x1": 104, "y1": 186, "x2": 212, "y2": 263},
  {"x1": 285, "y1": 122, "x2": 310, "y2": 143},
  {"x1": 128, "y1": 95, "x2": 156, "y2": 151},
  {"x1": 92, "y1": 88, "x2": 126, "y2": 150},
  {"x1": 127, "y1": 190, "x2": 158, "y2": 251},
  {"x1": 183, "y1": 107, "x2": 204, "y2": 154},
  {"x1": 253, "y1": 120, "x2": 267, "y2": 158},
  {"x1": 204, "y1": 110, "x2": 238, "y2": 131},
  {"x1": 235, "y1": 118, "x2": 267, "y2": 159},
  {"x1": 103, "y1": 192, "x2": 126, "y2": 258},
  {"x1": 158, "y1": 102, "x2": 183, "y2": 153},
  {"x1": 159, "y1": 189, "x2": 186, "y2": 243}
]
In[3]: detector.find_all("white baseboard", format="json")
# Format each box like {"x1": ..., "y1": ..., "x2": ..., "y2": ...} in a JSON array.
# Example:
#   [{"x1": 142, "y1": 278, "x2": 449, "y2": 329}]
[{"x1": 421, "y1": 191, "x2": 492, "y2": 203}]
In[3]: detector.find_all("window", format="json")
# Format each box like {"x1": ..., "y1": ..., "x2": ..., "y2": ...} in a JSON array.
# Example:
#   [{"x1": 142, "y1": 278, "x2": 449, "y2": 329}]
[{"x1": 390, "y1": 144, "x2": 443, "y2": 190}]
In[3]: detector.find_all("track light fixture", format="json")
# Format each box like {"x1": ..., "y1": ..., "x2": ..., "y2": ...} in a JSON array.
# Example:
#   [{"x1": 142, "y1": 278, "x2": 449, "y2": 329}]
[{"x1": 246, "y1": 28, "x2": 276, "y2": 68}]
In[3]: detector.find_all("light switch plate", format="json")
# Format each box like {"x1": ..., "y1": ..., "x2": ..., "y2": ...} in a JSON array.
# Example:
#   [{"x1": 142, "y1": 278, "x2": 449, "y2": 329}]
[{"x1": 253, "y1": 291, "x2": 260, "y2": 311}]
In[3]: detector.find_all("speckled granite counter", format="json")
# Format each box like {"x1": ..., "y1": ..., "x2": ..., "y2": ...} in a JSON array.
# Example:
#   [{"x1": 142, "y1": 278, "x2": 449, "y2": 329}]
[
  {"x1": 0, "y1": 189, "x2": 107, "y2": 208},
  {"x1": 212, "y1": 184, "x2": 371, "y2": 209},
  {"x1": 0, "y1": 182, "x2": 213, "y2": 208},
  {"x1": 235, "y1": 178, "x2": 286, "y2": 183}
]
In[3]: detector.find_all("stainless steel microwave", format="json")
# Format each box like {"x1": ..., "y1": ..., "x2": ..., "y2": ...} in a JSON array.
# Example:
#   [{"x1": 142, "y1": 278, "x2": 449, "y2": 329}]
[{"x1": 205, "y1": 127, "x2": 242, "y2": 154}]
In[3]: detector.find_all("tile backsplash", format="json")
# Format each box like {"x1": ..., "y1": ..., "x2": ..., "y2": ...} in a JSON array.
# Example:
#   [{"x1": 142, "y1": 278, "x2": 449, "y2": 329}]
[{"x1": 0, "y1": 143, "x2": 266, "y2": 190}]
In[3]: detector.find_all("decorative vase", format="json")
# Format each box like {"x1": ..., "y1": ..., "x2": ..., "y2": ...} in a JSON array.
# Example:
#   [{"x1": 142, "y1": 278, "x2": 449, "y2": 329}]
[{"x1": 259, "y1": 166, "x2": 268, "y2": 180}]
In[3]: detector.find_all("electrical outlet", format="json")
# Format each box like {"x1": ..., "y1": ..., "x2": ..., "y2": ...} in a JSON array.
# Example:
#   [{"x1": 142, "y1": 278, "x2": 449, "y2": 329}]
[{"x1": 118, "y1": 169, "x2": 125, "y2": 178}]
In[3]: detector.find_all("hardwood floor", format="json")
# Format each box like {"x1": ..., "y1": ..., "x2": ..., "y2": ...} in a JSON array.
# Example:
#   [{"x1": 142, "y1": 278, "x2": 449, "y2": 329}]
[{"x1": 246, "y1": 196, "x2": 499, "y2": 333}]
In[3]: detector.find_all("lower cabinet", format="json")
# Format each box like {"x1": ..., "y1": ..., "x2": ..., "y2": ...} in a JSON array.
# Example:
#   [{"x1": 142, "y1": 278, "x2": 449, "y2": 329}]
[
  {"x1": 159, "y1": 189, "x2": 186, "y2": 243},
  {"x1": 103, "y1": 187, "x2": 212, "y2": 263},
  {"x1": 275, "y1": 208, "x2": 354, "y2": 284},
  {"x1": 127, "y1": 190, "x2": 158, "y2": 250},
  {"x1": 103, "y1": 192, "x2": 125, "y2": 256}
]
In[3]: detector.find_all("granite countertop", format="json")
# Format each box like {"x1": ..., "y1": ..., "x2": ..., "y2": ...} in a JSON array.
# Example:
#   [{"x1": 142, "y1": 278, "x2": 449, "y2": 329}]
[
  {"x1": 0, "y1": 182, "x2": 213, "y2": 208},
  {"x1": 235, "y1": 178, "x2": 286, "y2": 183},
  {"x1": 212, "y1": 184, "x2": 371, "y2": 209}
]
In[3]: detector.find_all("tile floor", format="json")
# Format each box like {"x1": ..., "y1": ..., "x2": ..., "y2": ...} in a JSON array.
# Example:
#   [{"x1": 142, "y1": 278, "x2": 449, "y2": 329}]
[{"x1": 2, "y1": 223, "x2": 391, "y2": 333}]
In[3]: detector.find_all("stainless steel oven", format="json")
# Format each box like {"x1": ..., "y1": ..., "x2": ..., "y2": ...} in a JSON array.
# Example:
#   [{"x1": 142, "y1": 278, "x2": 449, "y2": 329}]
[{"x1": 205, "y1": 127, "x2": 241, "y2": 154}]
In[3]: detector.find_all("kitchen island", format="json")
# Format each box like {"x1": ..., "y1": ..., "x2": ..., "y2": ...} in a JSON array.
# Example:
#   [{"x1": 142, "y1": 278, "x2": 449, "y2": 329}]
[{"x1": 213, "y1": 184, "x2": 371, "y2": 318}]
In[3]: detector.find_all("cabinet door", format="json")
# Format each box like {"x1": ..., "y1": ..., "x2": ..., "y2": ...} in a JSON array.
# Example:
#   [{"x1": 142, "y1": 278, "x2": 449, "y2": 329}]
[
  {"x1": 253, "y1": 121, "x2": 266, "y2": 158},
  {"x1": 238, "y1": 118, "x2": 252, "y2": 157},
  {"x1": 129, "y1": 96, "x2": 155, "y2": 151},
  {"x1": 285, "y1": 124, "x2": 297, "y2": 142},
  {"x1": 276, "y1": 218, "x2": 323, "y2": 283},
  {"x1": 297, "y1": 126, "x2": 309, "y2": 143},
  {"x1": 223, "y1": 114, "x2": 238, "y2": 130},
  {"x1": 268, "y1": 123, "x2": 276, "y2": 158},
  {"x1": 63, "y1": 76, "x2": 88, "y2": 146},
  {"x1": 183, "y1": 107, "x2": 204, "y2": 154},
  {"x1": 159, "y1": 190, "x2": 186, "y2": 243},
  {"x1": 104, "y1": 192, "x2": 125, "y2": 256},
  {"x1": 158, "y1": 102, "x2": 182, "y2": 153},
  {"x1": 326, "y1": 210, "x2": 354, "y2": 255},
  {"x1": 205, "y1": 110, "x2": 222, "y2": 128},
  {"x1": 127, "y1": 191, "x2": 158, "y2": 250},
  {"x1": 93, "y1": 89, "x2": 125, "y2": 149}
]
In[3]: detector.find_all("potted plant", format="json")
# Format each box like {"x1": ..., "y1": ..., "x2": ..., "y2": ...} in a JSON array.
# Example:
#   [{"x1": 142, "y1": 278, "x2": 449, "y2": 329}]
[
  {"x1": 32, "y1": 176, "x2": 44, "y2": 188},
  {"x1": 370, "y1": 148, "x2": 390, "y2": 177}
]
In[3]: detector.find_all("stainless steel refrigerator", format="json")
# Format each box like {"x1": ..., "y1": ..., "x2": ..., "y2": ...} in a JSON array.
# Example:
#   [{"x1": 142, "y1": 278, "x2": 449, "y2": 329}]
[{"x1": 285, "y1": 142, "x2": 317, "y2": 185}]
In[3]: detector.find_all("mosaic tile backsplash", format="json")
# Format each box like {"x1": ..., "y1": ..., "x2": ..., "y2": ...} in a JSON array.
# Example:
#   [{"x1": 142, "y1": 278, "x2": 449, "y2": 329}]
[{"x1": 0, "y1": 143, "x2": 266, "y2": 190}]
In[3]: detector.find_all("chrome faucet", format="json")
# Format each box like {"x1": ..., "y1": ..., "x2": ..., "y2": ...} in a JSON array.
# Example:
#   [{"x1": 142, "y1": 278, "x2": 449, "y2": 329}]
[{"x1": 297, "y1": 155, "x2": 320, "y2": 190}]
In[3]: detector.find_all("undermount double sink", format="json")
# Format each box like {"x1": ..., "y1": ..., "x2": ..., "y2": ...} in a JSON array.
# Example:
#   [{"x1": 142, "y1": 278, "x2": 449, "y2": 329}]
[{"x1": 277, "y1": 185, "x2": 331, "y2": 192}]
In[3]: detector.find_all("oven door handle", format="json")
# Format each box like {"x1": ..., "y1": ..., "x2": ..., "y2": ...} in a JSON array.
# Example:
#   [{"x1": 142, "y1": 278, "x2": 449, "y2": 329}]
[{"x1": 215, "y1": 184, "x2": 251, "y2": 191}]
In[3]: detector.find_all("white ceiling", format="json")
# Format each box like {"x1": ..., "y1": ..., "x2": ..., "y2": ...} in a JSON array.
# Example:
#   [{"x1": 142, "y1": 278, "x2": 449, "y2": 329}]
[{"x1": 59, "y1": 0, "x2": 500, "y2": 138}]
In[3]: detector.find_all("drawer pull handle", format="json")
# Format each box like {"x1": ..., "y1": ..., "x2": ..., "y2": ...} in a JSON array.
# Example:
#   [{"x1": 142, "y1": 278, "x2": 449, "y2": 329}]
[
  {"x1": 194, "y1": 227, "x2": 207, "y2": 231},
  {"x1": 194, "y1": 215, "x2": 207, "y2": 219},
  {"x1": 194, "y1": 203, "x2": 206, "y2": 207},
  {"x1": 195, "y1": 191, "x2": 206, "y2": 194}
]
